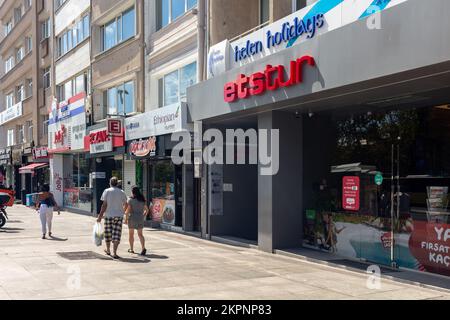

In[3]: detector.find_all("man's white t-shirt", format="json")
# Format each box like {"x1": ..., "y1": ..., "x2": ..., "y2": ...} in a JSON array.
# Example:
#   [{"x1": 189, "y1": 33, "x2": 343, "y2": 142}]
[{"x1": 101, "y1": 187, "x2": 128, "y2": 218}]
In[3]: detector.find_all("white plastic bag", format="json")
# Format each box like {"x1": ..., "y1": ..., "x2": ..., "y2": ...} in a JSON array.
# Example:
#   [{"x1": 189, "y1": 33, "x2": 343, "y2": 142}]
[{"x1": 93, "y1": 222, "x2": 104, "y2": 247}]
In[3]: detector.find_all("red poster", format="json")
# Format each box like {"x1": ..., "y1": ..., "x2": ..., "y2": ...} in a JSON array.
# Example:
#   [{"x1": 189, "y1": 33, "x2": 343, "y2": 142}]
[{"x1": 342, "y1": 176, "x2": 360, "y2": 211}]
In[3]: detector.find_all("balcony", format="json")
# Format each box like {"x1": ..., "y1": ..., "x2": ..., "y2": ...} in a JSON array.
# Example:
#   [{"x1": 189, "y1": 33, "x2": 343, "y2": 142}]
[{"x1": 0, "y1": 8, "x2": 32, "y2": 55}]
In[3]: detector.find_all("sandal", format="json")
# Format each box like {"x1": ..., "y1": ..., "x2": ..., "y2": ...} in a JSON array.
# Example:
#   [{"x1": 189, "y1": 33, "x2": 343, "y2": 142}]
[
  {"x1": 128, "y1": 249, "x2": 135, "y2": 254},
  {"x1": 113, "y1": 255, "x2": 121, "y2": 260},
  {"x1": 104, "y1": 250, "x2": 111, "y2": 256},
  {"x1": 140, "y1": 249, "x2": 147, "y2": 256}
]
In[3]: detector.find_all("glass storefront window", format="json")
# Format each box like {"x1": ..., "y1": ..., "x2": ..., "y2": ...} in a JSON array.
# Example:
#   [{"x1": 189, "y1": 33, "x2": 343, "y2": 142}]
[
  {"x1": 302, "y1": 104, "x2": 450, "y2": 277},
  {"x1": 164, "y1": 70, "x2": 179, "y2": 106},
  {"x1": 63, "y1": 154, "x2": 92, "y2": 212},
  {"x1": 149, "y1": 161, "x2": 176, "y2": 225}
]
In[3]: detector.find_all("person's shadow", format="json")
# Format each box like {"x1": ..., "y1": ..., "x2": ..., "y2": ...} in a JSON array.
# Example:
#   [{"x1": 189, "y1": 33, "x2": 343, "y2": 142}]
[
  {"x1": 48, "y1": 235, "x2": 69, "y2": 242},
  {"x1": 0, "y1": 227, "x2": 24, "y2": 233},
  {"x1": 145, "y1": 254, "x2": 169, "y2": 260},
  {"x1": 117, "y1": 257, "x2": 151, "y2": 263}
]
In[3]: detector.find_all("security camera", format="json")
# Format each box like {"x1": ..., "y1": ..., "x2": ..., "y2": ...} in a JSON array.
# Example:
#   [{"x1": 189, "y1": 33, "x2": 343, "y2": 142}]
[
  {"x1": 295, "y1": 111, "x2": 300, "y2": 119},
  {"x1": 308, "y1": 112, "x2": 314, "y2": 118}
]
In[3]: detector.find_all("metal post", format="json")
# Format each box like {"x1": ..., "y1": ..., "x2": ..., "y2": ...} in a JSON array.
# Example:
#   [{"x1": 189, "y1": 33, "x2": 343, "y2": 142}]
[{"x1": 390, "y1": 144, "x2": 395, "y2": 267}]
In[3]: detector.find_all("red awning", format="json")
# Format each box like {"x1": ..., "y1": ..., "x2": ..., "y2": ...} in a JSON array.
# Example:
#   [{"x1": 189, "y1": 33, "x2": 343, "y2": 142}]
[{"x1": 19, "y1": 163, "x2": 48, "y2": 174}]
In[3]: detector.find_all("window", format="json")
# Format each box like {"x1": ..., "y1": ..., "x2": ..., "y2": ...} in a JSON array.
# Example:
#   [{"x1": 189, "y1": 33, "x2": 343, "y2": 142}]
[
  {"x1": 25, "y1": 36, "x2": 32, "y2": 53},
  {"x1": 6, "y1": 93, "x2": 14, "y2": 109},
  {"x1": 26, "y1": 120, "x2": 33, "y2": 142},
  {"x1": 14, "y1": 6, "x2": 23, "y2": 24},
  {"x1": 41, "y1": 115, "x2": 49, "y2": 138},
  {"x1": 24, "y1": 0, "x2": 32, "y2": 11},
  {"x1": 260, "y1": 0, "x2": 270, "y2": 24},
  {"x1": 294, "y1": 0, "x2": 307, "y2": 11},
  {"x1": 26, "y1": 79, "x2": 33, "y2": 97},
  {"x1": 5, "y1": 56, "x2": 14, "y2": 73},
  {"x1": 74, "y1": 74, "x2": 85, "y2": 95},
  {"x1": 161, "y1": 62, "x2": 197, "y2": 106},
  {"x1": 57, "y1": 72, "x2": 88, "y2": 101},
  {"x1": 43, "y1": 67, "x2": 51, "y2": 89},
  {"x1": 16, "y1": 85, "x2": 25, "y2": 102},
  {"x1": 16, "y1": 47, "x2": 24, "y2": 62},
  {"x1": 17, "y1": 125, "x2": 25, "y2": 144},
  {"x1": 7, "y1": 129, "x2": 14, "y2": 147},
  {"x1": 101, "y1": 7, "x2": 135, "y2": 52},
  {"x1": 5, "y1": 20, "x2": 12, "y2": 36},
  {"x1": 57, "y1": 14, "x2": 90, "y2": 57},
  {"x1": 106, "y1": 81, "x2": 135, "y2": 115},
  {"x1": 157, "y1": 0, "x2": 197, "y2": 30},
  {"x1": 42, "y1": 19, "x2": 51, "y2": 40},
  {"x1": 55, "y1": 0, "x2": 68, "y2": 11}
]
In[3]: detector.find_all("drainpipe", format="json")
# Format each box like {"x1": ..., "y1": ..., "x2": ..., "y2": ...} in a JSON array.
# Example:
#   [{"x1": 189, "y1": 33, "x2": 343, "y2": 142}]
[{"x1": 197, "y1": 0, "x2": 206, "y2": 82}]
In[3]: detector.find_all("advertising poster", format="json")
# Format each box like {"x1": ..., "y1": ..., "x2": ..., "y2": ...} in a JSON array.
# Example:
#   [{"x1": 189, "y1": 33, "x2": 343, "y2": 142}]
[
  {"x1": 342, "y1": 176, "x2": 360, "y2": 211},
  {"x1": 152, "y1": 198, "x2": 176, "y2": 226}
]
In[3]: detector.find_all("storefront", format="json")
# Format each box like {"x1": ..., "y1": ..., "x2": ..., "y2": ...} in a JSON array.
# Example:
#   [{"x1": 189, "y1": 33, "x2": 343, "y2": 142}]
[
  {"x1": 48, "y1": 93, "x2": 90, "y2": 212},
  {"x1": 84, "y1": 122, "x2": 125, "y2": 214},
  {"x1": 187, "y1": 0, "x2": 450, "y2": 277},
  {"x1": 0, "y1": 148, "x2": 12, "y2": 188},
  {"x1": 125, "y1": 103, "x2": 196, "y2": 230}
]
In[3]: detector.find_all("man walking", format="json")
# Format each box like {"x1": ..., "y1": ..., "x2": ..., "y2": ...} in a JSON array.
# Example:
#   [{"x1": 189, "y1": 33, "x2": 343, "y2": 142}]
[{"x1": 97, "y1": 177, "x2": 128, "y2": 259}]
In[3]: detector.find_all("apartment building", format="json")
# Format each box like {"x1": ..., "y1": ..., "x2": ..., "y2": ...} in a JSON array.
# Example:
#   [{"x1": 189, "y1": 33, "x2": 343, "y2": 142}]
[
  {"x1": 48, "y1": 0, "x2": 91, "y2": 212},
  {"x1": 88, "y1": 0, "x2": 145, "y2": 214},
  {"x1": 0, "y1": 0, "x2": 53, "y2": 201}
]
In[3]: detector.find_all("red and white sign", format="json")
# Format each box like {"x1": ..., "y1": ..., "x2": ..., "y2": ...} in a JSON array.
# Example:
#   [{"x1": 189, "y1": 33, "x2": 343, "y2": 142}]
[
  {"x1": 409, "y1": 222, "x2": 450, "y2": 277},
  {"x1": 32, "y1": 147, "x2": 49, "y2": 160},
  {"x1": 108, "y1": 119, "x2": 123, "y2": 136},
  {"x1": 84, "y1": 126, "x2": 125, "y2": 154},
  {"x1": 224, "y1": 55, "x2": 315, "y2": 103},
  {"x1": 342, "y1": 176, "x2": 360, "y2": 211},
  {"x1": 89, "y1": 129, "x2": 112, "y2": 154},
  {"x1": 129, "y1": 137, "x2": 156, "y2": 157}
]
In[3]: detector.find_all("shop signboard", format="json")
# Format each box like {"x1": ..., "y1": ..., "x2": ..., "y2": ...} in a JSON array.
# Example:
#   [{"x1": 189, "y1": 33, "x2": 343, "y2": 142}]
[
  {"x1": 129, "y1": 137, "x2": 157, "y2": 158},
  {"x1": 0, "y1": 102, "x2": 23, "y2": 125},
  {"x1": 0, "y1": 148, "x2": 12, "y2": 166},
  {"x1": 125, "y1": 103, "x2": 190, "y2": 141},
  {"x1": 342, "y1": 176, "x2": 360, "y2": 211},
  {"x1": 207, "y1": 0, "x2": 408, "y2": 77},
  {"x1": 89, "y1": 129, "x2": 113, "y2": 154},
  {"x1": 32, "y1": 147, "x2": 49, "y2": 160},
  {"x1": 48, "y1": 93, "x2": 87, "y2": 153},
  {"x1": 107, "y1": 118, "x2": 123, "y2": 136}
]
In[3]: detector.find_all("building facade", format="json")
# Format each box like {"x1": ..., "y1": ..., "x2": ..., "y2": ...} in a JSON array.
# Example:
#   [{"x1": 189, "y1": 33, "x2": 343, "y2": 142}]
[
  {"x1": 48, "y1": 0, "x2": 91, "y2": 212},
  {"x1": 0, "y1": 0, "x2": 52, "y2": 202},
  {"x1": 88, "y1": 0, "x2": 145, "y2": 214},
  {"x1": 188, "y1": 0, "x2": 450, "y2": 278}
]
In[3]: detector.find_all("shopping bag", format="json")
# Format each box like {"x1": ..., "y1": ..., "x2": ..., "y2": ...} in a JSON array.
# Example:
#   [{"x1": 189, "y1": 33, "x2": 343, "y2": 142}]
[{"x1": 93, "y1": 222, "x2": 104, "y2": 247}]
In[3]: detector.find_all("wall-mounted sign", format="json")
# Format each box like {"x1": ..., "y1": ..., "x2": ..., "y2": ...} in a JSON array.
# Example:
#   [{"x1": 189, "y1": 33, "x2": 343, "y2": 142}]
[
  {"x1": 48, "y1": 93, "x2": 86, "y2": 153},
  {"x1": 108, "y1": 118, "x2": 123, "y2": 136},
  {"x1": 0, "y1": 148, "x2": 12, "y2": 166},
  {"x1": 207, "y1": 0, "x2": 408, "y2": 78},
  {"x1": 375, "y1": 172, "x2": 383, "y2": 186},
  {"x1": 89, "y1": 129, "x2": 113, "y2": 154},
  {"x1": 0, "y1": 102, "x2": 23, "y2": 126},
  {"x1": 343, "y1": 176, "x2": 360, "y2": 212},
  {"x1": 129, "y1": 137, "x2": 157, "y2": 158},
  {"x1": 32, "y1": 147, "x2": 49, "y2": 160},
  {"x1": 125, "y1": 103, "x2": 191, "y2": 141},
  {"x1": 91, "y1": 172, "x2": 106, "y2": 179},
  {"x1": 224, "y1": 55, "x2": 315, "y2": 103}
]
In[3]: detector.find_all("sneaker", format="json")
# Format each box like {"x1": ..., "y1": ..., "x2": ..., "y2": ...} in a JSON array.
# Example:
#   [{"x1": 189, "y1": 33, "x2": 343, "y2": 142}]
[{"x1": 42, "y1": 234, "x2": 46, "y2": 239}]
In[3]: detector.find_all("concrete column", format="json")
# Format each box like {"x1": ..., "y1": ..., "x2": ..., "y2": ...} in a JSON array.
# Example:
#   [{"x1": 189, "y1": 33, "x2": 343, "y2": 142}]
[{"x1": 258, "y1": 111, "x2": 303, "y2": 253}]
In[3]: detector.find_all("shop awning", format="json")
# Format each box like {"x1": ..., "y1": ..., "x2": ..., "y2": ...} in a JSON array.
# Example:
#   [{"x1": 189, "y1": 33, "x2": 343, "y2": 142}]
[{"x1": 19, "y1": 163, "x2": 48, "y2": 174}]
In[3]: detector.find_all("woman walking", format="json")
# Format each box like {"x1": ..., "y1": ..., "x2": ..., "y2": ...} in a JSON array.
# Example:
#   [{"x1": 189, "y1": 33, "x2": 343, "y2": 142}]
[
  {"x1": 125, "y1": 186, "x2": 149, "y2": 256},
  {"x1": 36, "y1": 184, "x2": 60, "y2": 239}
]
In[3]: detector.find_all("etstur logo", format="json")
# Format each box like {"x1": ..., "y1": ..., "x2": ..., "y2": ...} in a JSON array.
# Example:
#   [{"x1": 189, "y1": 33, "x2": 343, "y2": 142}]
[{"x1": 223, "y1": 55, "x2": 315, "y2": 103}]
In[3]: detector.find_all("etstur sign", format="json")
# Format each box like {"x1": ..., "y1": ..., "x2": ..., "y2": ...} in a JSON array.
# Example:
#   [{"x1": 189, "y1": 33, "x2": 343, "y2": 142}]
[{"x1": 224, "y1": 55, "x2": 315, "y2": 103}]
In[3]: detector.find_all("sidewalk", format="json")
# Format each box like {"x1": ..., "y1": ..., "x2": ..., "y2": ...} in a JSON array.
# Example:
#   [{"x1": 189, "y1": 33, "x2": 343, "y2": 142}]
[{"x1": 0, "y1": 205, "x2": 449, "y2": 300}]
